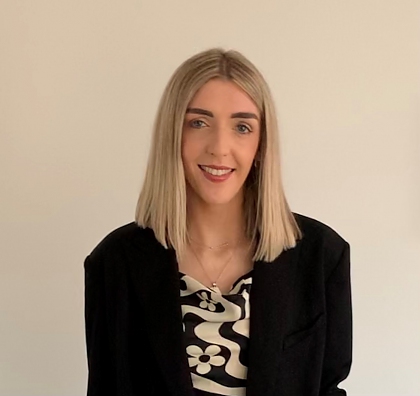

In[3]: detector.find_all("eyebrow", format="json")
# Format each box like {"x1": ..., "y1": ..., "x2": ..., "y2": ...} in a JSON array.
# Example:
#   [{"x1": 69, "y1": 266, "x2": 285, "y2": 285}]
[{"x1": 186, "y1": 108, "x2": 259, "y2": 120}]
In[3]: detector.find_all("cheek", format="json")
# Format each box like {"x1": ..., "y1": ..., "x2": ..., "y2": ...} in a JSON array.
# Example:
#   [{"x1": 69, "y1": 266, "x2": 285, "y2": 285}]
[
  {"x1": 244, "y1": 137, "x2": 260, "y2": 162},
  {"x1": 181, "y1": 144, "x2": 197, "y2": 175},
  {"x1": 251, "y1": 134, "x2": 261, "y2": 158},
  {"x1": 181, "y1": 135, "x2": 201, "y2": 164}
]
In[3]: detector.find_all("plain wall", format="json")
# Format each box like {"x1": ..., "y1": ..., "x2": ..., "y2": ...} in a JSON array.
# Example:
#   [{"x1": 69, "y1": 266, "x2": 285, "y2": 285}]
[{"x1": 1, "y1": 1, "x2": 419, "y2": 395}]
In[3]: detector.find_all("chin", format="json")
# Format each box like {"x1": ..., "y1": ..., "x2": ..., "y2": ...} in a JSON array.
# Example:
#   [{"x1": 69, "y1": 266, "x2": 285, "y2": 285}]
[
  {"x1": 201, "y1": 197, "x2": 234, "y2": 206},
  {"x1": 185, "y1": 175, "x2": 244, "y2": 206},
  {"x1": 198, "y1": 189, "x2": 243, "y2": 206}
]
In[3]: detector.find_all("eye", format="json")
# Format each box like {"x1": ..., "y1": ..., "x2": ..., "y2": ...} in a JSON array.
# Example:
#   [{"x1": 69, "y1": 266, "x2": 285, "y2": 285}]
[
  {"x1": 189, "y1": 119, "x2": 207, "y2": 129},
  {"x1": 236, "y1": 123, "x2": 252, "y2": 134}
]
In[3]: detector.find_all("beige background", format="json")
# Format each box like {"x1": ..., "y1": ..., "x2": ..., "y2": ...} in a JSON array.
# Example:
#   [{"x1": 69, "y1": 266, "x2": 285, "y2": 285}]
[{"x1": 1, "y1": 1, "x2": 419, "y2": 395}]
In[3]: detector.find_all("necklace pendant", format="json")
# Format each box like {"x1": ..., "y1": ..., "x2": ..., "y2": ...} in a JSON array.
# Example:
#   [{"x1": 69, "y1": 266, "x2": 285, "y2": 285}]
[{"x1": 210, "y1": 282, "x2": 220, "y2": 293}]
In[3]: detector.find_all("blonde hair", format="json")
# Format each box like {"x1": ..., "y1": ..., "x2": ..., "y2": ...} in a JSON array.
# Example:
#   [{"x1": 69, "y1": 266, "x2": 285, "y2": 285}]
[{"x1": 135, "y1": 48, "x2": 302, "y2": 262}]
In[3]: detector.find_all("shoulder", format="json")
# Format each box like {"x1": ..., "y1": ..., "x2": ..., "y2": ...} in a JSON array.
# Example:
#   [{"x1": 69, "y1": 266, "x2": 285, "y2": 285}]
[
  {"x1": 292, "y1": 212, "x2": 350, "y2": 266},
  {"x1": 84, "y1": 222, "x2": 159, "y2": 271},
  {"x1": 292, "y1": 212, "x2": 348, "y2": 244}
]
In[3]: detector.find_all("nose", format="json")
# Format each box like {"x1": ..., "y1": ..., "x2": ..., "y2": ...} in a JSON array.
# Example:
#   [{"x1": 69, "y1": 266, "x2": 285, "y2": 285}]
[{"x1": 206, "y1": 124, "x2": 230, "y2": 157}]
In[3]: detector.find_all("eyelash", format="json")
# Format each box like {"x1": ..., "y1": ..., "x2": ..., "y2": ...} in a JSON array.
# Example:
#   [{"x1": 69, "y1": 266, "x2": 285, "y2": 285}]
[
  {"x1": 189, "y1": 120, "x2": 207, "y2": 129},
  {"x1": 188, "y1": 119, "x2": 252, "y2": 134},
  {"x1": 236, "y1": 124, "x2": 252, "y2": 134}
]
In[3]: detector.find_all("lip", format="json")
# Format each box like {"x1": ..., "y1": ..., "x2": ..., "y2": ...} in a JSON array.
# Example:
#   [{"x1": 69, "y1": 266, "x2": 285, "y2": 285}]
[
  {"x1": 199, "y1": 164, "x2": 234, "y2": 170},
  {"x1": 199, "y1": 165, "x2": 234, "y2": 183}
]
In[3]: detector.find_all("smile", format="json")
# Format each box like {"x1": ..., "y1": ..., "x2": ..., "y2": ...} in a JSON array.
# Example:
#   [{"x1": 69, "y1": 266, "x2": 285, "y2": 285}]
[{"x1": 199, "y1": 165, "x2": 234, "y2": 176}]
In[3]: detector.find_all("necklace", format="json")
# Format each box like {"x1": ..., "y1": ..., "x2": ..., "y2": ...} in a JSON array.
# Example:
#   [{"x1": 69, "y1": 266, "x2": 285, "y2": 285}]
[
  {"x1": 187, "y1": 235, "x2": 242, "y2": 292},
  {"x1": 188, "y1": 236, "x2": 230, "y2": 250}
]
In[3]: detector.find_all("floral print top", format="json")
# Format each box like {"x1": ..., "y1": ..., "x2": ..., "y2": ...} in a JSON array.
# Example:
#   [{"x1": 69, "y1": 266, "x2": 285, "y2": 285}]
[{"x1": 179, "y1": 271, "x2": 253, "y2": 396}]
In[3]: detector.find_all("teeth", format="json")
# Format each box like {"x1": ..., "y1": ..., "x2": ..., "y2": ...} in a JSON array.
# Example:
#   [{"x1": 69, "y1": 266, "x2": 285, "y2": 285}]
[{"x1": 201, "y1": 166, "x2": 232, "y2": 176}]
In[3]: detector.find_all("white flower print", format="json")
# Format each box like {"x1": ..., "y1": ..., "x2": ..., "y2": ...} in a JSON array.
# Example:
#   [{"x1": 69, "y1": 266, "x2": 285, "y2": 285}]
[
  {"x1": 197, "y1": 291, "x2": 217, "y2": 311},
  {"x1": 187, "y1": 345, "x2": 226, "y2": 375}
]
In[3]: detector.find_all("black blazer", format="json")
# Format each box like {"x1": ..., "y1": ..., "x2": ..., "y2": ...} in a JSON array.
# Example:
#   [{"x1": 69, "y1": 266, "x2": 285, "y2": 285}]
[{"x1": 84, "y1": 212, "x2": 352, "y2": 396}]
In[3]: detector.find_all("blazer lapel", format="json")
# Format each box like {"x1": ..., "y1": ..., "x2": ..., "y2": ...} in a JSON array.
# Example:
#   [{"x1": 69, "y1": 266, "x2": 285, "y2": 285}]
[
  {"x1": 246, "y1": 241, "x2": 303, "y2": 396},
  {"x1": 127, "y1": 231, "x2": 193, "y2": 396},
  {"x1": 125, "y1": 226, "x2": 302, "y2": 396}
]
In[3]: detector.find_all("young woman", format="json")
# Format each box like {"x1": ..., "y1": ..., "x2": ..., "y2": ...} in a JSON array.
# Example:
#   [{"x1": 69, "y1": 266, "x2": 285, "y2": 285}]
[{"x1": 84, "y1": 48, "x2": 352, "y2": 396}]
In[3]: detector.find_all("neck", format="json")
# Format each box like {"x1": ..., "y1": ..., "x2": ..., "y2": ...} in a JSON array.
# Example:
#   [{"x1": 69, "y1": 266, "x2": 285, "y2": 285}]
[{"x1": 186, "y1": 193, "x2": 246, "y2": 248}]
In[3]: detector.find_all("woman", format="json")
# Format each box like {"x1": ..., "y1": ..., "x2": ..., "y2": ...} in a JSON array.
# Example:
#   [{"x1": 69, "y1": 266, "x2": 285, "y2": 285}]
[{"x1": 84, "y1": 48, "x2": 352, "y2": 396}]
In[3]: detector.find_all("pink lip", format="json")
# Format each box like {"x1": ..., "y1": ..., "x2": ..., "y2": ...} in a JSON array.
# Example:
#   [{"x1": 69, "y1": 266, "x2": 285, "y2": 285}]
[
  {"x1": 199, "y1": 167, "x2": 234, "y2": 183},
  {"x1": 200, "y1": 164, "x2": 234, "y2": 170}
]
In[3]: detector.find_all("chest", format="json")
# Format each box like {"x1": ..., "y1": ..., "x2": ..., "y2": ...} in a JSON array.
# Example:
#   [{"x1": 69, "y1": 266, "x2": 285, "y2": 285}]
[
  {"x1": 177, "y1": 245, "x2": 254, "y2": 295},
  {"x1": 179, "y1": 271, "x2": 253, "y2": 395}
]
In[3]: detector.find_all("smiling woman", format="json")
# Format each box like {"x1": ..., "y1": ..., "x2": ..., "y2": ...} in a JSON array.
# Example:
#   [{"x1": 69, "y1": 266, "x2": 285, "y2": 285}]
[
  {"x1": 181, "y1": 79, "x2": 261, "y2": 209},
  {"x1": 84, "y1": 48, "x2": 352, "y2": 396}
]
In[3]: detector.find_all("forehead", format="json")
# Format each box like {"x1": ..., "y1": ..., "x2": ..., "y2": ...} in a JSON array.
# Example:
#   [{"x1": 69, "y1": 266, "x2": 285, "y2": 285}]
[{"x1": 187, "y1": 79, "x2": 259, "y2": 114}]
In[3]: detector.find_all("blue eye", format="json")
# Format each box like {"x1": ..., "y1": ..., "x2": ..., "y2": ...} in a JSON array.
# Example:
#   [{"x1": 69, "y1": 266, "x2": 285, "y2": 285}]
[
  {"x1": 236, "y1": 124, "x2": 251, "y2": 134},
  {"x1": 190, "y1": 120, "x2": 206, "y2": 128}
]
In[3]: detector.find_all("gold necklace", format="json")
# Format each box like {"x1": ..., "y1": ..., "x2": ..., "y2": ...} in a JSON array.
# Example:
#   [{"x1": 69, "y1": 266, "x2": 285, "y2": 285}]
[
  {"x1": 188, "y1": 236, "x2": 230, "y2": 250},
  {"x1": 188, "y1": 235, "x2": 241, "y2": 292}
]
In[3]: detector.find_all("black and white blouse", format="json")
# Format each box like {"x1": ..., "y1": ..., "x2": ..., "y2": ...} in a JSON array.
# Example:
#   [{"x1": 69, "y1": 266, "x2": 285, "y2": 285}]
[{"x1": 179, "y1": 271, "x2": 253, "y2": 396}]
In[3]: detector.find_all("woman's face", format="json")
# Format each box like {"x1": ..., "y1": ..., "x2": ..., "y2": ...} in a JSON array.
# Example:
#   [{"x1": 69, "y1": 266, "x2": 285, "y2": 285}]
[{"x1": 182, "y1": 78, "x2": 261, "y2": 207}]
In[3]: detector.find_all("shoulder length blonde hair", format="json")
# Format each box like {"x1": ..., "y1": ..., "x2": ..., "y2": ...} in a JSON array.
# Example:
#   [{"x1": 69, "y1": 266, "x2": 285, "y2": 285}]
[{"x1": 135, "y1": 48, "x2": 302, "y2": 262}]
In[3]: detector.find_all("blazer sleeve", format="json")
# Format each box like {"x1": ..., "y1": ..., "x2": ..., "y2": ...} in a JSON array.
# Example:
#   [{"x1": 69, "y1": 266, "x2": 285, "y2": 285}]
[
  {"x1": 321, "y1": 242, "x2": 352, "y2": 396},
  {"x1": 84, "y1": 254, "x2": 116, "y2": 395}
]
